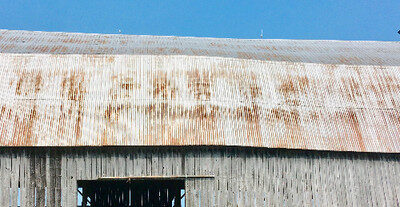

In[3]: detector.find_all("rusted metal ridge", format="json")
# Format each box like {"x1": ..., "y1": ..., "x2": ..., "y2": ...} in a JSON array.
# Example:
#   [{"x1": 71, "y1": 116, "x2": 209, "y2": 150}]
[{"x1": 1, "y1": 29, "x2": 400, "y2": 66}]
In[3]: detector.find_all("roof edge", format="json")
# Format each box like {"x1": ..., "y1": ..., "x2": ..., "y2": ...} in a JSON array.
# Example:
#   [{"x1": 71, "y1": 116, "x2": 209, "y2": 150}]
[{"x1": 1, "y1": 28, "x2": 399, "y2": 44}]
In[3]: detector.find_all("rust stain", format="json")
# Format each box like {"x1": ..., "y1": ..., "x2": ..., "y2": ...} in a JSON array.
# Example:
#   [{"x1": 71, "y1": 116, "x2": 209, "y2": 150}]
[
  {"x1": 336, "y1": 110, "x2": 366, "y2": 151},
  {"x1": 194, "y1": 105, "x2": 208, "y2": 119},
  {"x1": 121, "y1": 81, "x2": 140, "y2": 90},
  {"x1": 277, "y1": 74, "x2": 311, "y2": 105},
  {"x1": 61, "y1": 38, "x2": 89, "y2": 44},
  {"x1": 101, "y1": 129, "x2": 108, "y2": 145},
  {"x1": 104, "y1": 101, "x2": 126, "y2": 126},
  {"x1": 271, "y1": 108, "x2": 305, "y2": 149},
  {"x1": 0, "y1": 109, "x2": 9, "y2": 145},
  {"x1": 57, "y1": 71, "x2": 86, "y2": 142},
  {"x1": 27, "y1": 45, "x2": 50, "y2": 53},
  {"x1": 236, "y1": 106, "x2": 258, "y2": 122},
  {"x1": 138, "y1": 103, "x2": 222, "y2": 145},
  {"x1": 209, "y1": 42, "x2": 228, "y2": 48},
  {"x1": 278, "y1": 77, "x2": 300, "y2": 106},
  {"x1": 12, "y1": 105, "x2": 37, "y2": 146},
  {"x1": 279, "y1": 78, "x2": 296, "y2": 94},
  {"x1": 298, "y1": 76, "x2": 309, "y2": 91},
  {"x1": 170, "y1": 48, "x2": 183, "y2": 54},
  {"x1": 187, "y1": 69, "x2": 211, "y2": 100},
  {"x1": 15, "y1": 75, "x2": 24, "y2": 95},
  {"x1": 34, "y1": 72, "x2": 42, "y2": 93},
  {"x1": 57, "y1": 108, "x2": 66, "y2": 140},
  {"x1": 107, "y1": 56, "x2": 115, "y2": 63},
  {"x1": 152, "y1": 71, "x2": 177, "y2": 99},
  {"x1": 49, "y1": 45, "x2": 68, "y2": 53},
  {"x1": 67, "y1": 72, "x2": 86, "y2": 101},
  {"x1": 341, "y1": 76, "x2": 363, "y2": 101},
  {"x1": 61, "y1": 72, "x2": 68, "y2": 96},
  {"x1": 347, "y1": 111, "x2": 366, "y2": 151},
  {"x1": 388, "y1": 111, "x2": 400, "y2": 125},
  {"x1": 310, "y1": 111, "x2": 319, "y2": 120},
  {"x1": 237, "y1": 52, "x2": 254, "y2": 59},
  {"x1": 14, "y1": 71, "x2": 43, "y2": 96},
  {"x1": 239, "y1": 104, "x2": 262, "y2": 146},
  {"x1": 0, "y1": 106, "x2": 5, "y2": 119},
  {"x1": 339, "y1": 57, "x2": 361, "y2": 65},
  {"x1": 104, "y1": 105, "x2": 111, "y2": 121},
  {"x1": 95, "y1": 39, "x2": 108, "y2": 45},
  {"x1": 249, "y1": 72, "x2": 261, "y2": 98},
  {"x1": 156, "y1": 47, "x2": 166, "y2": 53},
  {"x1": 75, "y1": 73, "x2": 86, "y2": 141}
]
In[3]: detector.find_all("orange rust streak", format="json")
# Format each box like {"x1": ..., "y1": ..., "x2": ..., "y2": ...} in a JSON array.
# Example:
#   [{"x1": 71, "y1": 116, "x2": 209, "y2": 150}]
[{"x1": 347, "y1": 111, "x2": 366, "y2": 151}]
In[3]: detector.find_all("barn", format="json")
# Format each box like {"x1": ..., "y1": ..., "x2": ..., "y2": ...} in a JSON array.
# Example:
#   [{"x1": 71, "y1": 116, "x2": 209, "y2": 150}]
[{"x1": 0, "y1": 29, "x2": 400, "y2": 206}]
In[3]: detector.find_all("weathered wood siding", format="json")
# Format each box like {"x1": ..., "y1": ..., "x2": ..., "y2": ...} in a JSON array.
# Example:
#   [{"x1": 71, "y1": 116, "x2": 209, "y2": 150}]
[{"x1": 0, "y1": 147, "x2": 399, "y2": 206}]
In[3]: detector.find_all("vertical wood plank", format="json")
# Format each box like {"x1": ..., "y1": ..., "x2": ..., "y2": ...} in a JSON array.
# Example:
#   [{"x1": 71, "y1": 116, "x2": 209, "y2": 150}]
[
  {"x1": 35, "y1": 152, "x2": 46, "y2": 206},
  {"x1": 19, "y1": 150, "x2": 28, "y2": 207},
  {"x1": 27, "y1": 150, "x2": 36, "y2": 207},
  {"x1": 10, "y1": 152, "x2": 19, "y2": 207},
  {"x1": 0, "y1": 150, "x2": 10, "y2": 207},
  {"x1": 55, "y1": 150, "x2": 62, "y2": 207},
  {"x1": 61, "y1": 151, "x2": 67, "y2": 207}
]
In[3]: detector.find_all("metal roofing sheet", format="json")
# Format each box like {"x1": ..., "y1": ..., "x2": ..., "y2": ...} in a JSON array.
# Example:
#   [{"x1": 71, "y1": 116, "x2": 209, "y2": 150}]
[
  {"x1": 0, "y1": 53, "x2": 399, "y2": 152},
  {"x1": 1, "y1": 29, "x2": 400, "y2": 66}
]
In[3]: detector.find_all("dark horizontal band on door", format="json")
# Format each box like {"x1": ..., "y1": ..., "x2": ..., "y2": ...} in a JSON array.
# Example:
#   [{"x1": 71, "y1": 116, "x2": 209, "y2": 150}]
[{"x1": 96, "y1": 175, "x2": 215, "y2": 180}]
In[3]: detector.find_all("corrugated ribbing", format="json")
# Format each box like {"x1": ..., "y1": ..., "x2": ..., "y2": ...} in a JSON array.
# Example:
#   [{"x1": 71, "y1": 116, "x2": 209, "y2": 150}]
[
  {"x1": 1, "y1": 29, "x2": 400, "y2": 66},
  {"x1": 0, "y1": 54, "x2": 399, "y2": 152}
]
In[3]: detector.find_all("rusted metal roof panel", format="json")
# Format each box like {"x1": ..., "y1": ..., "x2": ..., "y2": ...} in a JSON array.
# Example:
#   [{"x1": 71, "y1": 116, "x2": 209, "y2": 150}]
[
  {"x1": 0, "y1": 53, "x2": 399, "y2": 152},
  {"x1": 1, "y1": 29, "x2": 400, "y2": 66}
]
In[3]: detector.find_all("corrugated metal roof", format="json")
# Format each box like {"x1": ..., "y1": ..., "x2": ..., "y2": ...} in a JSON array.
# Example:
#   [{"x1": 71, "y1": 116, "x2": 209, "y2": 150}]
[
  {"x1": 0, "y1": 30, "x2": 400, "y2": 152},
  {"x1": 1, "y1": 29, "x2": 400, "y2": 66}
]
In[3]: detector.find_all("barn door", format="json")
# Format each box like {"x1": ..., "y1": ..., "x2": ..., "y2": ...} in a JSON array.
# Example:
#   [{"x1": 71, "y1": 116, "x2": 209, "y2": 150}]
[{"x1": 77, "y1": 179, "x2": 185, "y2": 207}]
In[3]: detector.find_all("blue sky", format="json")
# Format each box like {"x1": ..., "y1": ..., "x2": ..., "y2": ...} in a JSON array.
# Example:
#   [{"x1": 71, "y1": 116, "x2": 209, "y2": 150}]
[{"x1": 0, "y1": 0, "x2": 399, "y2": 41}]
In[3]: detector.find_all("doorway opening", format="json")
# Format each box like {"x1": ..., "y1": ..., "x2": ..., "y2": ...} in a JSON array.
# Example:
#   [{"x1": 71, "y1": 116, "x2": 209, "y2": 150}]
[{"x1": 77, "y1": 179, "x2": 185, "y2": 207}]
